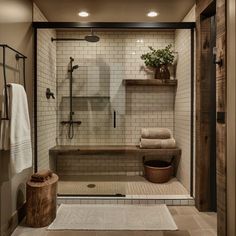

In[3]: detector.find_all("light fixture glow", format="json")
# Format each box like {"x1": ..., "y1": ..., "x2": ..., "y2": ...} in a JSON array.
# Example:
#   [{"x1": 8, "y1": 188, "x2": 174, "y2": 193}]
[
  {"x1": 136, "y1": 39, "x2": 144, "y2": 43},
  {"x1": 147, "y1": 11, "x2": 158, "y2": 17},
  {"x1": 78, "y1": 11, "x2": 89, "y2": 17}
]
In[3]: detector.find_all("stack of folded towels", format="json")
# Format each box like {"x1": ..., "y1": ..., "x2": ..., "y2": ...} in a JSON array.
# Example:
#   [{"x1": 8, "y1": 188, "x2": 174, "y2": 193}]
[
  {"x1": 31, "y1": 170, "x2": 53, "y2": 182},
  {"x1": 140, "y1": 128, "x2": 176, "y2": 149}
]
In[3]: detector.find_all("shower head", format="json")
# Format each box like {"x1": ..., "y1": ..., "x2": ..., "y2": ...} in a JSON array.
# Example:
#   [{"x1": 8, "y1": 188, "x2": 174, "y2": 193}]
[{"x1": 85, "y1": 30, "x2": 100, "y2": 43}]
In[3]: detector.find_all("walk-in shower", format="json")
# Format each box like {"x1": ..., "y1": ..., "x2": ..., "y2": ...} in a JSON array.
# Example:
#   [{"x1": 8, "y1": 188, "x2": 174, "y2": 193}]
[{"x1": 34, "y1": 22, "x2": 195, "y2": 202}]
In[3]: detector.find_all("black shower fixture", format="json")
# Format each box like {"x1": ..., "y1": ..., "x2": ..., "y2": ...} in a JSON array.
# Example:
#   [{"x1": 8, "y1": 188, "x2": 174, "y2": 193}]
[
  {"x1": 84, "y1": 30, "x2": 100, "y2": 42},
  {"x1": 51, "y1": 29, "x2": 100, "y2": 43},
  {"x1": 61, "y1": 57, "x2": 82, "y2": 139},
  {"x1": 68, "y1": 64, "x2": 79, "y2": 72}
]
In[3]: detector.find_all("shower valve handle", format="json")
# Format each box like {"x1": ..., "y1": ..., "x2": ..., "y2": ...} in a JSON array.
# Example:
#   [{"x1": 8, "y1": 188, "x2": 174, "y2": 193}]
[{"x1": 46, "y1": 88, "x2": 55, "y2": 99}]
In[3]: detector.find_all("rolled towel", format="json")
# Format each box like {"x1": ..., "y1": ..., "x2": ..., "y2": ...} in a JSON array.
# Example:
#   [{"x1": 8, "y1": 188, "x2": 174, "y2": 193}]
[
  {"x1": 31, "y1": 170, "x2": 53, "y2": 182},
  {"x1": 140, "y1": 138, "x2": 176, "y2": 149},
  {"x1": 141, "y1": 128, "x2": 172, "y2": 139}
]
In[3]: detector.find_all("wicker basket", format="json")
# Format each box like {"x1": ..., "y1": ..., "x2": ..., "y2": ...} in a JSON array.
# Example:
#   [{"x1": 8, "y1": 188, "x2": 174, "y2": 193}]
[{"x1": 144, "y1": 160, "x2": 173, "y2": 183}]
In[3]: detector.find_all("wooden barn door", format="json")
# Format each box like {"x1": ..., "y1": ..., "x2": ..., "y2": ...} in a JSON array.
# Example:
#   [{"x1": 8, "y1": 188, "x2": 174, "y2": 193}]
[{"x1": 196, "y1": 0, "x2": 227, "y2": 235}]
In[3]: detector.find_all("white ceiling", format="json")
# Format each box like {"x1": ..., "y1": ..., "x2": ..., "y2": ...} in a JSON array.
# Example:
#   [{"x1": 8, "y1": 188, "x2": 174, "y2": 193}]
[{"x1": 34, "y1": 0, "x2": 195, "y2": 22}]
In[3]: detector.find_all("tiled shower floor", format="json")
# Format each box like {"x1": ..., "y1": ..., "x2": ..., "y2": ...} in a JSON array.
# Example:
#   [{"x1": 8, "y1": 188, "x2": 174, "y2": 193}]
[{"x1": 58, "y1": 176, "x2": 190, "y2": 198}]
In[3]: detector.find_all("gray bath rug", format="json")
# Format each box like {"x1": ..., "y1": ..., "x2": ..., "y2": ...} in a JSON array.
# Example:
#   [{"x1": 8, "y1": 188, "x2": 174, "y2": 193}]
[{"x1": 48, "y1": 204, "x2": 177, "y2": 231}]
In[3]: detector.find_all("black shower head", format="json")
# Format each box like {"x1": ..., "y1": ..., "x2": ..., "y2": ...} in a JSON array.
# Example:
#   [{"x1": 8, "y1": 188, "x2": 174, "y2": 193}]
[
  {"x1": 85, "y1": 34, "x2": 100, "y2": 42},
  {"x1": 85, "y1": 30, "x2": 100, "y2": 43},
  {"x1": 51, "y1": 29, "x2": 100, "y2": 43}
]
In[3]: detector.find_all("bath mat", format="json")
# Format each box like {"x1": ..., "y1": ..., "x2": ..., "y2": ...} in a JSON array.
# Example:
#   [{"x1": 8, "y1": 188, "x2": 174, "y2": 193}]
[{"x1": 48, "y1": 204, "x2": 177, "y2": 231}]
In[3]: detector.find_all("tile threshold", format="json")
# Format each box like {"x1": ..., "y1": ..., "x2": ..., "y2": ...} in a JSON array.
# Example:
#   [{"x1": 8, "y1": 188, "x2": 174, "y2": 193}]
[
  {"x1": 57, "y1": 195, "x2": 195, "y2": 206},
  {"x1": 58, "y1": 194, "x2": 192, "y2": 200}
]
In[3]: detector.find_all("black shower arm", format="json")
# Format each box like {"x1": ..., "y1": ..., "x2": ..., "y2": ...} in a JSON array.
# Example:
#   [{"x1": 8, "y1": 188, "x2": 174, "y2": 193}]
[{"x1": 51, "y1": 37, "x2": 86, "y2": 42}]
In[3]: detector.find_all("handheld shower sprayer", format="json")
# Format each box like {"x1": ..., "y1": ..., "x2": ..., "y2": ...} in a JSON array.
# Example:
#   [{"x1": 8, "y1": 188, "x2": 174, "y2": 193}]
[{"x1": 61, "y1": 57, "x2": 82, "y2": 139}]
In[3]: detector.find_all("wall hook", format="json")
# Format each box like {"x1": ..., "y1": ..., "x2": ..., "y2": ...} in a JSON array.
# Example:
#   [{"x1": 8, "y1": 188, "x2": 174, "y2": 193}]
[
  {"x1": 213, "y1": 47, "x2": 223, "y2": 67},
  {"x1": 214, "y1": 58, "x2": 223, "y2": 67},
  {"x1": 46, "y1": 88, "x2": 55, "y2": 99}
]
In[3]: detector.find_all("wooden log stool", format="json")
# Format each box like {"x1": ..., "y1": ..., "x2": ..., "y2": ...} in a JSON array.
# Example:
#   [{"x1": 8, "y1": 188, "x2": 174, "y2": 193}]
[{"x1": 26, "y1": 173, "x2": 58, "y2": 227}]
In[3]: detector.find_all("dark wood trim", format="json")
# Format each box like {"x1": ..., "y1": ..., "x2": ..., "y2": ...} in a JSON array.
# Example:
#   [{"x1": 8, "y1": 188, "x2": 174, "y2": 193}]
[
  {"x1": 32, "y1": 22, "x2": 196, "y2": 29},
  {"x1": 216, "y1": 0, "x2": 227, "y2": 234},
  {"x1": 57, "y1": 194, "x2": 126, "y2": 197},
  {"x1": 195, "y1": 0, "x2": 215, "y2": 211},
  {"x1": 49, "y1": 145, "x2": 182, "y2": 156},
  {"x1": 34, "y1": 28, "x2": 38, "y2": 173},
  {"x1": 123, "y1": 79, "x2": 177, "y2": 86},
  {"x1": 190, "y1": 28, "x2": 195, "y2": 197}
]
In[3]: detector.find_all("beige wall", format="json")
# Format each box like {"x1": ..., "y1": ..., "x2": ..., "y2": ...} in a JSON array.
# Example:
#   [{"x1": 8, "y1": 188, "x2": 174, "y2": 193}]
[
  {"x1": 227, "y1": 0, "x2": 236, "y2": 234},
  {"x1": 0, "y1": 0, "x2": 33, "y2": 235}
]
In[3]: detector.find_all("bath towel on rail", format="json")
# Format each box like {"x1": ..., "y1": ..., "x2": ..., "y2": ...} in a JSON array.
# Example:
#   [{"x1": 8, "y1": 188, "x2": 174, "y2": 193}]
[{"x1": 0, "y1": 84, "x2": 32, "y2": 173}]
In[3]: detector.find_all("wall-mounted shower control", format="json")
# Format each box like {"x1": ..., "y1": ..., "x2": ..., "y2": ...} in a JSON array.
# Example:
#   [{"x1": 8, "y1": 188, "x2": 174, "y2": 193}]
[{"x1": 46, "y1": 88, "x2": 55, "y2": 99}]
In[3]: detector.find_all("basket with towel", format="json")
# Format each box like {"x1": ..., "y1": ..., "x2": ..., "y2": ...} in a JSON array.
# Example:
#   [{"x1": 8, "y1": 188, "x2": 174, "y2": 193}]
[{"x1": 140, "y1": 128, "x2": 176, "y2": 149}]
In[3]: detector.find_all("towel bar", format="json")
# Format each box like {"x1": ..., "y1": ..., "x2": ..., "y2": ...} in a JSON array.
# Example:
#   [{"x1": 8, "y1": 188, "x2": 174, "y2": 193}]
[{"x1": 0, "y1": 44, "x2": 27, "y2": 121}]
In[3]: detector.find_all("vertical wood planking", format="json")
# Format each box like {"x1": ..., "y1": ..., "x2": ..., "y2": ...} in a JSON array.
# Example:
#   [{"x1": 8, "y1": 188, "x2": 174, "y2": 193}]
[
  {"x1": 195, "y1": 0, "x2": 214, "y2": 211},
  {"x1": 216, "y1": 0, "x2": 227, "y2": 235}
]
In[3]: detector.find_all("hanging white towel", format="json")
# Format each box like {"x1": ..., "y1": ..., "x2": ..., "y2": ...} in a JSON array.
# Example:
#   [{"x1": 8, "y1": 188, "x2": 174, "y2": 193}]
[
  {"x1": 1, "y1": 84, "x2": 32, "y2": 173},
  {"x1": 0, "y1": 87, "x2": 10, "y2": 150}
]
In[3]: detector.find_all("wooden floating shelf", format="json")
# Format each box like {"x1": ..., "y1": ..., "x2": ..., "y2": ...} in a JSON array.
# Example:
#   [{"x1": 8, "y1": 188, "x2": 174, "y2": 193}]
[
  {"x1": 123, "y1": 79, "x2": 177, "y2": 86},
  {"x1": 49, "y1": 145, "x2": 181, "y2": 156},
  {"x1": 62, "y1": 96, "x2": 110, "y2": 99}
]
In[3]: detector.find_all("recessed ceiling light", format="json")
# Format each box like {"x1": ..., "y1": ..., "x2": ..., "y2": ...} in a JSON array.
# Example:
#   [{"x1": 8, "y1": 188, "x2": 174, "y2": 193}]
[
  {"x1": 147, "y1": 11, "x2": 158, "y2": 17},
  {"x1": 78, "y1": 11, "x2": 89, "y2": 17}
]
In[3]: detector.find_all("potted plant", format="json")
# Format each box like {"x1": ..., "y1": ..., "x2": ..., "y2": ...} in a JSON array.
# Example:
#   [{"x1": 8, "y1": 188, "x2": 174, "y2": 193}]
[{"x1": 141, "y1": 44, "x2": 175, "y2": 81}]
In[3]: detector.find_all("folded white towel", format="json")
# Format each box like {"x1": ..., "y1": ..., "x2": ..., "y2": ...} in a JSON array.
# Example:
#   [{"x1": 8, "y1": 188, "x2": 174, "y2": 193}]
[
  {"x1": 1, "y1": 84, "x2": 32, "y2": 173},
  {"x1": 140, "y1": 138, "x2": 176, "y2": 149},
  {"x1": 141, "y1": 128, "x2": 172, "y2": 139}
]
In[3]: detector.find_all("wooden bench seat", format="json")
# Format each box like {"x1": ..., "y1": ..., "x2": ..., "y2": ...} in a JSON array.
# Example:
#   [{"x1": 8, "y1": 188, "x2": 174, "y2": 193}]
[
  {"x1": 49, "y1": 145, "x2": 181, "y2": 176},
  {"x1": 49, "y1": 145, "x2": 181, "y2": 156}
]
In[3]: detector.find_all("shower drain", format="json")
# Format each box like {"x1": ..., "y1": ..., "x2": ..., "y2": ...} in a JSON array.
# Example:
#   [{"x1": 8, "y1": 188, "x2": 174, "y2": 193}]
[{"x1": 87, "y1": 184, "x2": 96, "y2": 188}]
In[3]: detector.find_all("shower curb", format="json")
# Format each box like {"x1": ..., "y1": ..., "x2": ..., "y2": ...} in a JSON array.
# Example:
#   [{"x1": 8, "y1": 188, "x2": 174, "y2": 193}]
[{"x1": 57, "y1": 196, "x2": 195, "y2": 206}]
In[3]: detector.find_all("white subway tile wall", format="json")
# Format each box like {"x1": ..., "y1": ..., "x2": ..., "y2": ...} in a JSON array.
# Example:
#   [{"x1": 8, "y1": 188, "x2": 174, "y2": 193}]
[
  {"x1": 174, "y1": 5, "x2": 196, "y2": 192},
  {"x1": 56, "y1": 30, "x2": 175, "y2": 146},
  {"x1": 57, "y1": 154, "x2": 142, "y2": 176},
  {"x1": 34, "y1": 4, "x2": 57, "y2": 170}
]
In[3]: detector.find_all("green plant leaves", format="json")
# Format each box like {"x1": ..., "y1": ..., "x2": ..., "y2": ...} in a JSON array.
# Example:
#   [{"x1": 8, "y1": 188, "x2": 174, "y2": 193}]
[{"x1": 141, "y1": 44, "x2": 175, "y2": 68}]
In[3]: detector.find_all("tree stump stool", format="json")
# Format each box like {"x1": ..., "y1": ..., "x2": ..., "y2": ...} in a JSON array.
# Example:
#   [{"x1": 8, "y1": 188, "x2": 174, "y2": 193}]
[{"x1": 26, "y1": 173, "x2": 58, "y2": 227}]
